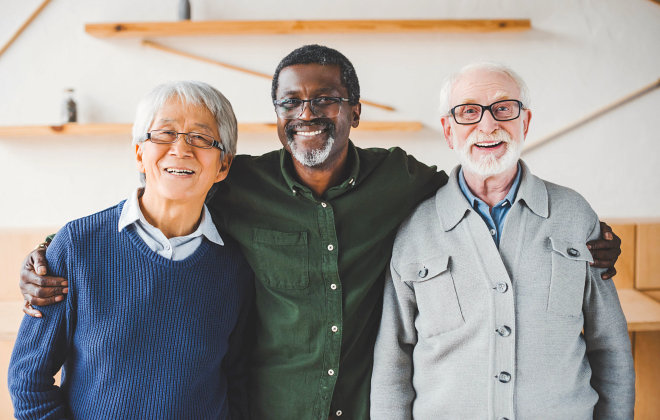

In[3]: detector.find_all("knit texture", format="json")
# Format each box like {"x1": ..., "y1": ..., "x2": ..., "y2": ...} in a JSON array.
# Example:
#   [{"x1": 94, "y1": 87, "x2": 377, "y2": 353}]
[{"x1": 8, "y1": 201, "x2": 253, "y2": 419}]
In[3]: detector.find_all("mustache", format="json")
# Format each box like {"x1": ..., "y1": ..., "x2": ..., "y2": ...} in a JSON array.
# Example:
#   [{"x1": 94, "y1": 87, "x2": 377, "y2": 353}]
[
  {"x1": 285, "y1": 119, "x2": 335, "y2": 139},
  {"x1": 467, "y1": 129, "x2": 512, "y2": 146}
]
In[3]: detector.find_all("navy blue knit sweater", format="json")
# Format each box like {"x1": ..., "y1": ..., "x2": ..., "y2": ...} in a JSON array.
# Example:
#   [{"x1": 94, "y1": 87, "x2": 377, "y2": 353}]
[{"x1": 8, "y1": 202, "x2": 253, "y2": 419}]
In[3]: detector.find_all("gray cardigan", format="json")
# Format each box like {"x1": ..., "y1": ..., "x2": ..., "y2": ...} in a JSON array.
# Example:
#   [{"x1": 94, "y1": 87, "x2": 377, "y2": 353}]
[{"x1": 370, "y1": 162, "x2": 634, "y2": 420}]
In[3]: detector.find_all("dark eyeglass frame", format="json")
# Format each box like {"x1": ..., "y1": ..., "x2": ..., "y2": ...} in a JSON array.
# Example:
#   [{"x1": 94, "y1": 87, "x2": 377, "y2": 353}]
[
  {"x1": 146, "y1": 130, "x2": 225, "y2": 152},
  {"x1": 273, "y1": 96, "x2": 350, "y2": 119},
  {"x1": 450, "y1": 99, "x2": 524, "y2": 125}
]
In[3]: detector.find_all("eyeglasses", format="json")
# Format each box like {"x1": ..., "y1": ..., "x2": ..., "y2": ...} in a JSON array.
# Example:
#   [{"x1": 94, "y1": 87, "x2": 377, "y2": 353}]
[
  {"x1": 273, "y1": 96, "x2": 350, "y2": 119},
  {"x1": 450, "y1": 100, "x2": 524, "y2": 125},
  {"x1": 146, "y1": 130, "x2": 224, "y2": 151}
]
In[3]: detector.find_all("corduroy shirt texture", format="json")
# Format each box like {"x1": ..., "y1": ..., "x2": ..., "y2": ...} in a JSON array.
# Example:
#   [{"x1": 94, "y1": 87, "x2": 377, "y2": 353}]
[
  {"x1": 8, "y1": 202, "x2": 254, "y2": 419},
  {"x1": 207, "y1": 141, "x2": 447, "y2": 419}
]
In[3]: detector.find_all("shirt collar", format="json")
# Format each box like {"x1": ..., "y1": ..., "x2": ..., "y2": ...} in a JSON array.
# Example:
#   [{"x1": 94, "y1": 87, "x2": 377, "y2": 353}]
[
  {"x1": 279, "y1": 140, "x2": 361, "y2": 199},
  {"x1": 118, "y1": 188, "x2": 224, "y2": 246},
  {"x1": 436, "y1": 159, "x2": 548, "y2": 231}
]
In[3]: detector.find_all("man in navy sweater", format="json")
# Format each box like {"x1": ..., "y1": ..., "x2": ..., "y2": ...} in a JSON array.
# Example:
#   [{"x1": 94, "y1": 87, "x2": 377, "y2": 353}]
[{"x1": 9, "y1": 81, "x2": 253, "y2": 419}]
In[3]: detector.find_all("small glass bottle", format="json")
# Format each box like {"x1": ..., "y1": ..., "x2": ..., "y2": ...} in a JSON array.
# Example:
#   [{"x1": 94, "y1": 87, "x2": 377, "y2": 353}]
[
  {"x1": 178, "y1": 0, "x2": 191, "y2": 20},
  {"x1": 61, "y1": 88, "x2": 77, "y2": 124}
]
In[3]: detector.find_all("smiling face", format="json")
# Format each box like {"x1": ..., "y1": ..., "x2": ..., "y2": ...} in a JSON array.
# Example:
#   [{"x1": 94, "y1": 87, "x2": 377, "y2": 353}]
[
  {"x1": 275, "y1": 64, "x2": 360, "y2": 170},
  {"x1": 441, "y1": 68, "x2": 532, "y2": 178},
  {"x1": 136, "y1": 98, "x2": 231, "y2": 205}
]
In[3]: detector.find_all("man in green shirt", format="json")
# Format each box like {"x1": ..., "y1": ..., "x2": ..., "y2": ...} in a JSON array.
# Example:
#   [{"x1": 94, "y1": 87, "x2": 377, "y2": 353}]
[{"x1": 20, "y1": 45, "x2": 621, "y2": 419}]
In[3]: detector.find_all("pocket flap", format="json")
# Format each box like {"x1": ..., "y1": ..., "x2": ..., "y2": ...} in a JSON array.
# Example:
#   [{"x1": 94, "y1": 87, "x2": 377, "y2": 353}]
[
  {"x1": 401, "y1": 255, "x2": 450, "y2": 282},
  {"x1": 549, "y1": 237, "x2": 593, "y2": 263}
]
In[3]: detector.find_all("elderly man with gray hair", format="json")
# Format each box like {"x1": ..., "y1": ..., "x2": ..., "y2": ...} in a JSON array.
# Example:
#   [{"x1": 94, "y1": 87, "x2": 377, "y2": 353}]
[
  {"x1": 370, "y1": 63, "x2": 634, "y2": 419},
  {"x1": 8, "y1": 81, "x2": 253, "y2": 419}
]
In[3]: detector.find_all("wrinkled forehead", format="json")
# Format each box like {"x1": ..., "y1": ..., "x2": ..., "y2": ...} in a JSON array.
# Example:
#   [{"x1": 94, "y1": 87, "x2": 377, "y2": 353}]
[{"x1": 451, "y1": 69, "x2": 521, "y2": 105}]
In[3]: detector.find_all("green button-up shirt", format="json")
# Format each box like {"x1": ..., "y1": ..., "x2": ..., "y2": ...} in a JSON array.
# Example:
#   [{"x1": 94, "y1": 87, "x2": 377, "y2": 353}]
[{"x1": 207, "y1": 141, "x2": 447, "y2": 419}]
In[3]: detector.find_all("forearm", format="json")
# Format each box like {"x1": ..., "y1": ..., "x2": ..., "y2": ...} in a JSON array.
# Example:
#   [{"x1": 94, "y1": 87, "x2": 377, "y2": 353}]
[
  {"x1": 8, "y1": 303, "x2": 69, "y2": 418},
  {"x1": 583, "y1": 268, "x2": 635, "y2": 418},
  {"x1": 370, "y1": 272, "x2": 416, "y2": 419}
]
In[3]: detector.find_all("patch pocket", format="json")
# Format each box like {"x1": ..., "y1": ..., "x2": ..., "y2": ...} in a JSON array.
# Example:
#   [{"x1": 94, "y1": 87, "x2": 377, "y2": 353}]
[
  {"x1": 403, "y1": 255, "x2": 465, "y2": 337},
  {"x1": 252, "y1": 228, "x2": 309, "y2": 289},
  {"x1": 547, "y1": 237, "x2": 592, "y2": 317}
]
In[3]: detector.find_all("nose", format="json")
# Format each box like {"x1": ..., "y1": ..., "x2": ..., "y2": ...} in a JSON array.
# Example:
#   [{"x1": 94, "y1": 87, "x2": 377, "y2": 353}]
[
  {"x1": 169, "y1": 133, "x2": 194, "y2": 156},
  {"x1": 478, "y1": 108, "x2": 500, "y2": 134},
  {"x1": 297, "y1": 100, "x2": 316, "y2": 121}
]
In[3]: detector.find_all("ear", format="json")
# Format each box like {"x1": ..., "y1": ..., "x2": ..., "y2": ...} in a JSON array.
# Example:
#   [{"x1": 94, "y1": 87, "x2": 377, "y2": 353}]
[
  {"x1": 351, "y1": 102, "x2": 361, "y2": 128},
  {"x1": 135, "y1": 143, "x2": 146, "y2": 173},
  {"x1": 522, "y1": 109, "x2": 532, "y2": 139},
  {"x1": 440, "y1": 116, "x2": 455, "y2": 149},
  {"x1": 213, "y1": 153, "x2": 234, "y2": 183}
]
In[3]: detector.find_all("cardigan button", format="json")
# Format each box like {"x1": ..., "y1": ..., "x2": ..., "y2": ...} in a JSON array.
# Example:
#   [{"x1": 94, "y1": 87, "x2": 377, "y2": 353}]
[
  {"x1": 567, "y1": 247, "x2": 580, "y2": 257},
  {"x1": 497, "y1": 371, "x2": 511, "y2": 383},
  {"x1": 496, "y1": 325, "x2": 511, "y2": 337},
  {"x1": 495, "y1": 282, "x2": 508, "y2": 293}
]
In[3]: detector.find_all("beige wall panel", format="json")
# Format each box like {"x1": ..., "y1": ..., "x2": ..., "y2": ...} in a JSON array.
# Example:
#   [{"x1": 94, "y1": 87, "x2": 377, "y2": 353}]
[
  {"x1": 609, "y1": 223, "x2": 636, "y2": 289},
  {"x1": 636, "y1": 223, "x2": 660, "y2": 290},
  {"x1": 0, "y1": 229, "x2": 55, "y2": 302},
  {"x1": 634, "y1": 332, "x2": 660, "y2": 419},
  {"x1": 644, "y1": 290, "x2": 660, "y2": 302}
]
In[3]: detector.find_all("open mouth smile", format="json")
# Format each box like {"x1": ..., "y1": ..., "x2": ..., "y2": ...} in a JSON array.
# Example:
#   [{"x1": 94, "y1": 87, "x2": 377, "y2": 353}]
[
  {"x1": 165, "y1": 168, "x2": 195, "y2": 175},
  {"x1": 475, "y1": 141, "x2": 504, "y2": 149}
]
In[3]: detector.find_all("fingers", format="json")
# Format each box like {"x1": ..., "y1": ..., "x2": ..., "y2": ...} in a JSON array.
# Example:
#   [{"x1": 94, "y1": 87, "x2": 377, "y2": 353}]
[
  {"x1": 601, "y1": 267, "x2": 617, "y2": 280},
  {"x1": 22, "y1": 281, "x2": 67, "y2": 300},
  {"x1": 32, "y1": 245, "x2": 49, "y2": 276},
  {"x1": 22, "y1": 300, "x2": 42, "y2": 318}
]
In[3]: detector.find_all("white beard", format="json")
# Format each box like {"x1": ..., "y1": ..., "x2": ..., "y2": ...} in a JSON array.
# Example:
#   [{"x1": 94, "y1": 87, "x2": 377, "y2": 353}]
[
  {"x1": 455, "y1": 129, "x2": 522, "y2": 177},
  {"x1": 289, "y1": 135, "x2": 335, "y2": 167}
]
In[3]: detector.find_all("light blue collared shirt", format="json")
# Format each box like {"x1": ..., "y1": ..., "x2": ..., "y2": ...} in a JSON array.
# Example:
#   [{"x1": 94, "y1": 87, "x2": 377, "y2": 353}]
[
  {"x1": 117, "y1": 188, "x2": 224, "y2": 260},
  {"x1": 458, "y1": 163, "x2": 522, "y2": 248}
]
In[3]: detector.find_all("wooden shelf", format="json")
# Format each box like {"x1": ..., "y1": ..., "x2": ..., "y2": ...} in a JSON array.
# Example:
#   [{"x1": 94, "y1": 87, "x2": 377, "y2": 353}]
[
  {"x1": 85, "y1": 19, "x2": 531, "y2": 38},
  {"x1": 0, "y1": 121, "x2": 422, "y2": 137},
  {"x1": 619, "y1": 289, "x2": 660, "y2": 332}
]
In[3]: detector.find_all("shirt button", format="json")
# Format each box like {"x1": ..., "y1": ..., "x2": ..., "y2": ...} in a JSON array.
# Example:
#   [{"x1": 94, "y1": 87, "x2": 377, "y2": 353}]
[
  {"x1": 330, "y1": 283, "x2": 337, "y2": 290},
  {"x1": 497, "y1": 371, "x2": 511, "y2": 383},
  {"x1": 336, "y1": 410, "x2": 343, "y2": 417},
  {"x1": 496, "y1": 325, "x2": 512, "y2": 337},
  {"x1": 567, "y1": 247, "x2": 580, "y2": 257},
  {"x1": 489, "y1": 228, "x2": 496, "y2": 236},
  {"x1": 328, "y1": 369, "x2": 335, "y2": 376},
  {"x1": 495, "y1": 282, "x2": 508, "y2": 293},
  {"x1": 292, "y1": 188, "x2": 297, "y2": 195},
  {"x1": 321, "y1": 202, "x2": 328, "y2": 208},
  {"x1": 327, "y1": 244, "x2": 334, "y2": 251},
  {"x1": 331, "y1": 325, "x2": 338, "y2": 333},
  {"x1": 164, "y1": 243, "x2": 171, "y2": 250},
  {"x1": 418, "y1": 267, "x2": 428, "y2": 278},
  {"x1": 348, "y1": 177, "x2": 355, "y2": 185}
]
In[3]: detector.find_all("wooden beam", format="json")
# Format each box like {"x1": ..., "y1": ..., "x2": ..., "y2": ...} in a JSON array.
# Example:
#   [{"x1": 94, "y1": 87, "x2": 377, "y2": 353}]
[
  {"x1": 85, "y1": 19, "x2": 531, "y2": 38},
  {"x1": 0, "y1": 0, "x2": 53, "y2": 60},
  {"x1": 0, "y1": 121, "x2": 423, "y2": 137},
  {"x1": 524, "y1": 78, "x2": 660, "y2": 154},
  {"x1": 141, "y1": 40, "x2": 395, "y2": 112}
]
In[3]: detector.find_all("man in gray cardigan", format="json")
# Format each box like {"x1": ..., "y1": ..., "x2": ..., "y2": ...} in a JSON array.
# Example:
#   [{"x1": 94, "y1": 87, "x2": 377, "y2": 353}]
[{"x1": 370, "y1": 63, "x2": 634, "y2": 419}]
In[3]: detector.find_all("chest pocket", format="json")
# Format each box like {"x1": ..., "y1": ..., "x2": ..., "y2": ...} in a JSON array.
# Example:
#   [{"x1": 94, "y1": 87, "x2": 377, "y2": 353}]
[
  {"x1": 403, "y1": 255, "x2": 465, "y2": 338},
  {"x1": 548, "y1": 237, "x2": 591, "y2": 317},
  {"x1": 252, "y1": 228, "x2": 309, "y2": 289}
]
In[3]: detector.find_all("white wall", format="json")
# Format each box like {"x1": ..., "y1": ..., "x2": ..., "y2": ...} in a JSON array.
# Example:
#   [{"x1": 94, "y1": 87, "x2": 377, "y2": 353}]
[{"x1": 1, "y1": 0, "x2": 659, "y2": 228}]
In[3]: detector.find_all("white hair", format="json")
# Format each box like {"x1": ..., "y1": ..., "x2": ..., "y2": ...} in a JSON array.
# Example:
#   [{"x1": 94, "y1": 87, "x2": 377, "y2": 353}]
[
  {"x1": 438, "y1": 62, "x2": 531, "y2": 117},
  {"x1": 132, "y1": 80, "x2": 238, "y2": 156}
]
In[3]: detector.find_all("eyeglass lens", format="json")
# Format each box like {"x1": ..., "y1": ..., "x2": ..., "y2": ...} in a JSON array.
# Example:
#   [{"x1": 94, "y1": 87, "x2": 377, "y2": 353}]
[
  {"x1": 453, "y1": 100, "x2": 521, "y2": 124},
  {"x1": 276, "y1": 97, "x2": 344, "y2": 119},
  {"x1": 149, "y1": 131, "x2": 216, "y2": 149}
]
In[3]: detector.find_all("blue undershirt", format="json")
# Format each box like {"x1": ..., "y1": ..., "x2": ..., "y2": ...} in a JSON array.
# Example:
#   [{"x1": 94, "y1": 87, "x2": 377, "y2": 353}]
[{"x1": 458, "y1": 163, "x2": 522, "y2": 247}]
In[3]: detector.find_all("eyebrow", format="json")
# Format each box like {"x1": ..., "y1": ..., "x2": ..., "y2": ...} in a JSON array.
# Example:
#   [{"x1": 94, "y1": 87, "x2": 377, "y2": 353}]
[
  {"x1": 457, "y1": 91, "x2": 514, "y2": 105},
  {"x1": 280, "y1": 87, "x2": 341, "y2": 97},
  {"x1": 153, "y1": 119, "x2": 215, "y2": 133}
]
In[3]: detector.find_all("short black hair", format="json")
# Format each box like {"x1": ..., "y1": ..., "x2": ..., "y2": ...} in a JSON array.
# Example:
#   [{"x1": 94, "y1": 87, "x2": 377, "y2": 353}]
[{"x1": 271, "y1": 44, "x2": 360, "y2": 105}]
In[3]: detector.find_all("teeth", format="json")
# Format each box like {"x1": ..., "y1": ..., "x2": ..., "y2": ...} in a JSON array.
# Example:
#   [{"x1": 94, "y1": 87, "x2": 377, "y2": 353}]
[
  {"x1": 166, "y1": 168, "x2": 194, "y2": 175},
  {"x1": 296, "y1": 130, "x2": 323, "y2": 136},
  {"x1": 476, "y1": 141, "x2": 503, "y2": 147}
]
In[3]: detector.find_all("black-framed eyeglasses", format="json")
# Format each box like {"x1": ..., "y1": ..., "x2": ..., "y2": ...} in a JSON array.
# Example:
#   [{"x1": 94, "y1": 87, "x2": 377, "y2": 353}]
[
  {"x1": 146, "y1": 130, "x2": 224, "y2": 151},
  {"x1": 450, "y1": 99, "x2": 524, "y2": 125},
  {"x1": 273, "y1": 96, "x2": 350, "y2": 119}
]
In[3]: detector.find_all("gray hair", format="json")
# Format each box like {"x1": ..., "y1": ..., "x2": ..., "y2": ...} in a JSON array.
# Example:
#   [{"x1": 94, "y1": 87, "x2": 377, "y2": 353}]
[
  {"x1": 132, "y1": 80, "x2": 238, "y2": 156},
  {"x1": 438, "y1": 62, "x2": 531, "y2": 117}
]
